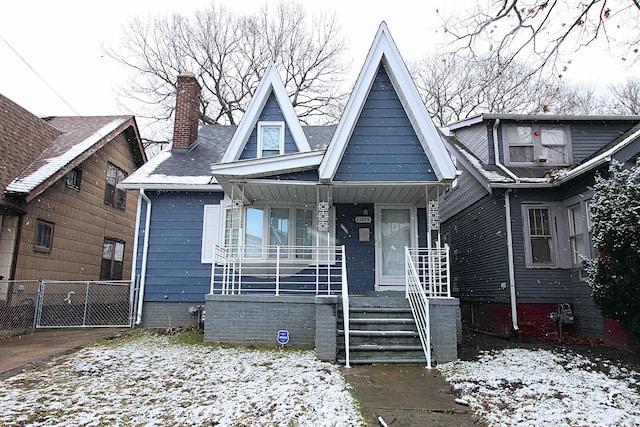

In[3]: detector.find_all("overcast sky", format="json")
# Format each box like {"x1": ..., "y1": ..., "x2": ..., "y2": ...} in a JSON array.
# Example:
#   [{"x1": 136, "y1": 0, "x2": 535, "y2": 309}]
[{"x1": 1, "y1": 0, "x2": 637, "y2": 134}]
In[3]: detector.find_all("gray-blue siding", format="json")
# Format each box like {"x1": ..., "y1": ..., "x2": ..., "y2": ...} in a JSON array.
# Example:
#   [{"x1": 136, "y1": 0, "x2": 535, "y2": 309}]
[
  {"x1": 240, "y1": 92, "x2": 299, "y2": 159},
  {"x1": 137, "y1": 191, "x2": 223, "y2": 302},
  {"x1": 442, "y1": 194, "x2": 510, "y2": 303},
  {"x1": 334, "y1": 64, "x2": 437, "y2": 182},
  {"x1": 444, "y1": 188, "x2": 586, "y2": 304},
  {"x1": 492, "y1": 120, "x2": 637, "y2": 164}
]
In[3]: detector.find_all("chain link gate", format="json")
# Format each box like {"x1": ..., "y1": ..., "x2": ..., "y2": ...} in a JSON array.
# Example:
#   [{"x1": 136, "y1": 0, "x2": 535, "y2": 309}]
[{"x1": 35, "y1": 280, "x2": 135, "y2": 328}]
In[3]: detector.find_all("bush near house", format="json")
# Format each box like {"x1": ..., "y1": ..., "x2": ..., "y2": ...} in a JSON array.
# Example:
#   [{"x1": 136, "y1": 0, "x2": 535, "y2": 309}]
[{"x1": 587, "y1": 159, "x2": 640, "y2": 336}]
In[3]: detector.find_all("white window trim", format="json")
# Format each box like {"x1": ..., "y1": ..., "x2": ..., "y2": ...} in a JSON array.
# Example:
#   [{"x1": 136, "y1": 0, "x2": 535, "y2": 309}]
[
  {"x1": 522, "y1": 203, "x2": 571, "y2": 268},
  {"x1": 503, "y1": 124, "x2": 572, "y2": 166},
  {"x1": 257, "y1": 121, "x2": 285, "y2": 158},
  {"x1": 201, "y1": 204, "x2": 222, "y2": 263},
  {"x1": 564, "y1": 193, "x2": 595, "y2": 267}
]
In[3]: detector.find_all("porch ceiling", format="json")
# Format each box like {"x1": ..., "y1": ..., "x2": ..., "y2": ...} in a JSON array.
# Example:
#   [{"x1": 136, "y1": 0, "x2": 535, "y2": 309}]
[{"x1": 223, "y1": 179, "x2": 444, "y2": 205}]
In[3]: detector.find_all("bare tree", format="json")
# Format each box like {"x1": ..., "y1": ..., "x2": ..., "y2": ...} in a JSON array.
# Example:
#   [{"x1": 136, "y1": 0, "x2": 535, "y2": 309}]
[
  {"x1": 439, "y1": 1, "x2": 640, "y2": 76},
  {"x1": 411, "y1": 53, "x2": 601, "y2": 126},
  {"x1": 609, "y1": 78, "x2": 640, "y2": 114},
  {"x1": 104, "y1": 2, "x2": 349, "y2": 142}
]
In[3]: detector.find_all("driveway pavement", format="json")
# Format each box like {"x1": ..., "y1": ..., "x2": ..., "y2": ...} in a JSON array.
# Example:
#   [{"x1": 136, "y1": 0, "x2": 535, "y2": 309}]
[{"x1": 0, "y1": 328, "x2": 125, "y2": 379}]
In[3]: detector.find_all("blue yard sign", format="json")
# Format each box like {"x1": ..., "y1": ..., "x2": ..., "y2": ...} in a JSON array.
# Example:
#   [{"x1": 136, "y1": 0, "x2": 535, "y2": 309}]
[{"x1": 277, "y1": 330, "x2": 289, "y2": 345}]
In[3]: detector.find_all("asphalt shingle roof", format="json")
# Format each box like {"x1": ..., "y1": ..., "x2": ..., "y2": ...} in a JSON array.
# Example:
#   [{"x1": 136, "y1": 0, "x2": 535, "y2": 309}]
[{"x1": 123, "y1": 124, "x2": 337, "y2": 188}]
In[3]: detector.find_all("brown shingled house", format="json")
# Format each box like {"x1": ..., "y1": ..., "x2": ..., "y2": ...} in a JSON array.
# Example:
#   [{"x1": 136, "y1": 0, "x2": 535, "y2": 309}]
[{"x1": 0, "y1": 94, "x2": 146, "y2": 290}]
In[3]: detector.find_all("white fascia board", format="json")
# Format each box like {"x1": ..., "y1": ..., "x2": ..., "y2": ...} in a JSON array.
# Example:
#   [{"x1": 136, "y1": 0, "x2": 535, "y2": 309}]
[
  {"x1": 117, "y1": 183, "x2": 223, "y2": 191},
  {"x1": 318, "y1": 21, "x2": 456, "y2": 181},
  {"x1": 212, "y1": 150, "x2": 323, "y2": 177},
  {"x1": 221, "y1": 63, "x2": 310, "y2": 163},
  {"x1": 445, "y1": 115, "x2": 485, "y2": 131}
]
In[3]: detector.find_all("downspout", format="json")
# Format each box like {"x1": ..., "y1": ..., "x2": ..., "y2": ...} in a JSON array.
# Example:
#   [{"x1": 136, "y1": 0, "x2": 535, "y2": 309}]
[
  {"x1": 135, "y1": 189, "x2": 152, "y2": 325},
  {"x1": 492, "y1": 119, "x2": 520, "y2": 183},
  {"x1": 504, "y1": 189, "x2": 519, "y2": 333},
  {"x1": 492, "y1": 118, "x2": 519, "y2": 333}
]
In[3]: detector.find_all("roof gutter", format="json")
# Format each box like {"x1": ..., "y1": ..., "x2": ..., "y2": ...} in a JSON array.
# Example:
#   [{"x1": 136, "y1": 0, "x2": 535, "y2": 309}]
[
  {"x1": 492, "y1": 119, "x2": 520, "y2": 183},
  {"x1": 134, "y1": 189, "x2": 152, "y2": 326}
]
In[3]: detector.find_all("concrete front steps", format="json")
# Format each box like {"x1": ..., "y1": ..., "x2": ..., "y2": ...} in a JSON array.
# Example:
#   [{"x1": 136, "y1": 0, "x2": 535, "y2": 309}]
[{"x1": 338, "y1": 295, "x2": 429, "y2": 364}]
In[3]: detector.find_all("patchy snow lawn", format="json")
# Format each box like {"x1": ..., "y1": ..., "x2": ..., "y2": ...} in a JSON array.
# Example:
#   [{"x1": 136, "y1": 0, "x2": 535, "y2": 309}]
[
  {"x1": 438, "y1": 348, "x2": 640, "y2": 427},
  {"x1": 0, "y1": 332, "x2": 364, "y2": 426}
]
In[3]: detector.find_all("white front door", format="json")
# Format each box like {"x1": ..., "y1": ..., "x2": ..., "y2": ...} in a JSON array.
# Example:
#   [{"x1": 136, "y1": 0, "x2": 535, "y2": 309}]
[{"x1": 375, "y1": 205, "x2": 417, "y2": 290}]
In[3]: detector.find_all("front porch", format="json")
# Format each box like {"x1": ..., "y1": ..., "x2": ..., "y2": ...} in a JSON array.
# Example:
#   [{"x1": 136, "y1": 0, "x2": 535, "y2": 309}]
[{"x1": 204, "y1": 244, "x2": 459, "y2": 365}]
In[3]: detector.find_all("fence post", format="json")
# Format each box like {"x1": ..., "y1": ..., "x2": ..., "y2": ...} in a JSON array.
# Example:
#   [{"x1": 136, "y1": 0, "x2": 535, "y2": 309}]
[
  {"x1": 82, "y1": 282, "x2": 90, "y2": 327},
  {"x1": 32, "y1": 279, "x2": 45, "y2": 332}
]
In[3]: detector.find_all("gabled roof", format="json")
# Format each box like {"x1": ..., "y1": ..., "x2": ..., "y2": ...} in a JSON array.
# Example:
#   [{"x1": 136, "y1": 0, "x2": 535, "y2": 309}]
[
  {"x1": 1, "y1": 93, "x2": 146, "y2": 205},
  {"x1": 5, "y1": 115, "x2": 145, "y2": 202},
  {"x1": 445, "y1": 120, "x2": 640, "y2": 189},
  {"x1": 221, "y1": 63, "x2": 311, "y2": 163},
  {"x1": 318, "y1": 22, "x2": 456, "y2": 182},
  {"x1": 0, "y1": 94, "x2": 61, "y2": 198}
]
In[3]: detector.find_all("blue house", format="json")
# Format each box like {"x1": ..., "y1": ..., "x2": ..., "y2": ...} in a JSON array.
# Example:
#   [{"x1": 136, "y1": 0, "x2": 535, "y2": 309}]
[
  {"x1": 121, "y1": 23, "x2": 459, "y2": 365},
  {"x1": 440, "y1": 114, "x2": 640, "y2": 347}
]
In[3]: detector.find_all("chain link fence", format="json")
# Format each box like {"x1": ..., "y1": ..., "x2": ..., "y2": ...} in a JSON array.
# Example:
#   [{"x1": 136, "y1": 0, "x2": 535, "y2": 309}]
[
  {"x1": 36, "y1": 280, "x2": 134, "y2": 328},
  {"x1": 0, "y1": 280, "x2": 38, "y2": 337},
  {"x1": 1, "y1": 279, "x2": 135, "y2": 337}
]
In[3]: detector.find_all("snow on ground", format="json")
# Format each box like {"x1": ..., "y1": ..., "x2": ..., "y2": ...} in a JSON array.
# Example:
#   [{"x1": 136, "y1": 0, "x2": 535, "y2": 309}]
[
  {"x1": 0, "y1": 332, "x2": 363, "y2": 426},
  {"x1": 438, "y1": 347, "x2": 640, "y2": 427}
]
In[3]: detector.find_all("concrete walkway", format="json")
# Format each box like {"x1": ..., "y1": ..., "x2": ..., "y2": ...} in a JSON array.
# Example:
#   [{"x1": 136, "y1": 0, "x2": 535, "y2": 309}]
[
  {"x1": 0, "y1": 328, "x2": 125, "y2": 379},
  {"x1": 343, "y1": 364, "x2": 479, "y2": 426}
]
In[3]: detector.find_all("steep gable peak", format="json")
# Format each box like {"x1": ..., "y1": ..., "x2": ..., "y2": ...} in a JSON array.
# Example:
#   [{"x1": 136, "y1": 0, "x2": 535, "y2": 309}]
[
  {"x1": 319, "y1": 22, "x2": 456, "y2": 182},
  {"x1": 221, "y1": 63, "x2": 310, "y2": 162}
]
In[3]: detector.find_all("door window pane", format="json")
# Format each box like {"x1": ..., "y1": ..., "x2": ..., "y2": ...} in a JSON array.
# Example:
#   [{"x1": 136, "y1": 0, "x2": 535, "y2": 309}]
[{"x1": 381, "y1": 209, "x2": 411, "y2": 276}]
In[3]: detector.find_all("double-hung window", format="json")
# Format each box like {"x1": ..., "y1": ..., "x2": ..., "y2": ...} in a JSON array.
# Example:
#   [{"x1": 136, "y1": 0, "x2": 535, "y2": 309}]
[
  {"x1": 257, "y1": 122, "x2": 284, "y2": 158},
  {"x1": 527, "y1": 207, "x2": 555, "y2": 265},
  {"x1": 504, "y1": 124, "x2": 570, "y2": 165}
]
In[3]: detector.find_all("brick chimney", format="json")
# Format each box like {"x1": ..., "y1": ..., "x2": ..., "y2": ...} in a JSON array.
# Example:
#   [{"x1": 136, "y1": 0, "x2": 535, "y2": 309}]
[{"x1": 172, "y1": 72, "x2": 201, "y2": 150}]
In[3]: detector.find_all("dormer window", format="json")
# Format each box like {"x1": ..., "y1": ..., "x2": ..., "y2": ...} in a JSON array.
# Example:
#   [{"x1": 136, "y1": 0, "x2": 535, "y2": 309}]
[
  {"x1": 504, "y1": 124, "x2": 571, "y2": 165},
  {"x1": 258, "y1": 121, "x2": 285, "y2": 158}
]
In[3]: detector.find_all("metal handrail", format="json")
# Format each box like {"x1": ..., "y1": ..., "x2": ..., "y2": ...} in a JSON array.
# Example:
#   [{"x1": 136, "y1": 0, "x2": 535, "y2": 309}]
[
  {"x1": 405, "y1": 247, "x2": 433, "y2": 369},
  {"x1": 340, "y1": 245, "x2": 351, "y2": 368},
  {"x1": 211, "y1": 244, "x2": 345, "y2": 296}
]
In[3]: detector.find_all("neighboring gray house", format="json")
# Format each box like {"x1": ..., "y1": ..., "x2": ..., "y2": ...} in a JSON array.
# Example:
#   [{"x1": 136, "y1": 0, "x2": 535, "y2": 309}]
[
  {"x1": 120, "y1": 22, "x2": 460, "y2": 365},
  {"x1": 440, "y1": 114, "x2": 640, "y2": 347}
]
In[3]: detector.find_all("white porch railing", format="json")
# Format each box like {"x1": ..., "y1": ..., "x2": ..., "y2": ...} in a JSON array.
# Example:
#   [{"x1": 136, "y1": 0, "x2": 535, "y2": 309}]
[
  {"x1": 210, "y1": 245, "x2": 347, "y2": 296},
  {"x1": 210, "y1": 244, "x2": 351, "y2": 367},
  {"x1": 405, "y1": 245, "x2": 451, "y2": 369}
]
